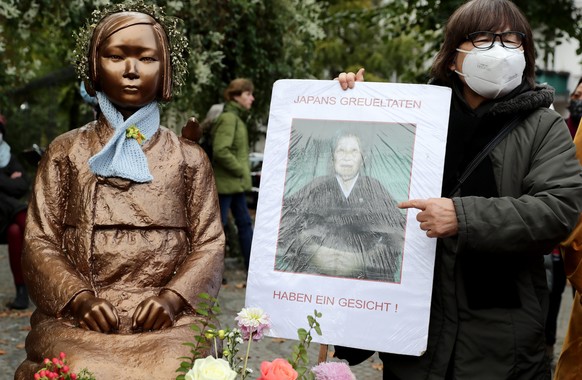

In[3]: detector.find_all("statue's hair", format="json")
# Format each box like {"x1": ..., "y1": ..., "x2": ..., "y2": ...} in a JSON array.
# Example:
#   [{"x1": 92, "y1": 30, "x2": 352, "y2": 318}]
[{"x1": 73, "y1": 1, "x2": 188, "y2": 101}]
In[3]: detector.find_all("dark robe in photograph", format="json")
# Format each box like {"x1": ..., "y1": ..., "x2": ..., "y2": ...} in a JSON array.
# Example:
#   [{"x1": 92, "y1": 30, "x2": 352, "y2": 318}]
[{"x1": 276, "y1": 174, "x2": 405, "y2": 282}]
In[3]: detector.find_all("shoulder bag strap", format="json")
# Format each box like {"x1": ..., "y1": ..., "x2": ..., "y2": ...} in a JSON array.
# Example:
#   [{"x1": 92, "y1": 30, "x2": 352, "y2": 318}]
[{"x1": 447, "y1": 114, "x2": 523, "y2": 198}]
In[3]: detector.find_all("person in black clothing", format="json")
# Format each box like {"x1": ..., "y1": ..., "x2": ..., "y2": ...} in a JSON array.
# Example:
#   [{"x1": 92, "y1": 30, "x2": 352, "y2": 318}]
[{"x1": 0, "y1": 114, "x2": 30, "y2": 309}]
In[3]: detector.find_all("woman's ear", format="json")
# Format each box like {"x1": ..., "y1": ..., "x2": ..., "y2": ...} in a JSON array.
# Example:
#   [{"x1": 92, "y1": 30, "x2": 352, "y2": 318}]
[{"x1": 449, "y1": 53, "x2": 459, "y2": 72}]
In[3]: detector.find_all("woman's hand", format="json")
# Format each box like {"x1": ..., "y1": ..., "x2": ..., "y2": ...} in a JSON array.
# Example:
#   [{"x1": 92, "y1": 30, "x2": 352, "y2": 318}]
[
  {"x1": 336, "y1": 68, "x2": 366, "y2": 90},
  {"x1": 70, "y1": 291, "x2": 119, "y2": 333},
  {"x1": 132, "y1": 290, "x2": 185, "y2": 331},
  {"x1": 398, "y1": 198, "x2": 458, "y2": 238}
]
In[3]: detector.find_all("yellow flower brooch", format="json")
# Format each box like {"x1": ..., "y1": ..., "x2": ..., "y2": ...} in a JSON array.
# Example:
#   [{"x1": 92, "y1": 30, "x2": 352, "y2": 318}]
[{"x1": 126, "y1": 125, "x2": 146, "y2": 145}]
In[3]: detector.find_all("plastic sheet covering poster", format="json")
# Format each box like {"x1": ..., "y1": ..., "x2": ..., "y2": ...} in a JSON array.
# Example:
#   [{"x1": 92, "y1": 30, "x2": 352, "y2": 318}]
[{"x1": 245, "y1": 79, "x2": 451, "y2": 356}]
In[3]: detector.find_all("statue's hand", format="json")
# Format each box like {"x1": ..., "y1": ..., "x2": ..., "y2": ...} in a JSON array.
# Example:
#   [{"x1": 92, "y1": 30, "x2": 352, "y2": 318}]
[
  {"x1": 70, "y1": 291, "x2": 119, "y2": 333},
  {"x1": 132, "y1": 290, "x2": 185, "y2": 331}
]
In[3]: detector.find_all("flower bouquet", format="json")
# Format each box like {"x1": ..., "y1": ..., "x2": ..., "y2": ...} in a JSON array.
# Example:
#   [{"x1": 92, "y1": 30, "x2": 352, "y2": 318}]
[
  {"x1": 33, "y1": 352, "x2": 95, "y2": 380},
  {"x1": 176, "y1": 294, "x2": 356, "y2": 380}
]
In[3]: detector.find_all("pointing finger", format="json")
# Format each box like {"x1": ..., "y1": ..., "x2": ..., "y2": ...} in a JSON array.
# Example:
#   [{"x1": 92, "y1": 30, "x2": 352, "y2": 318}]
[{"x1": 398, "y1": 199, "x2": 428, "y2": 210}]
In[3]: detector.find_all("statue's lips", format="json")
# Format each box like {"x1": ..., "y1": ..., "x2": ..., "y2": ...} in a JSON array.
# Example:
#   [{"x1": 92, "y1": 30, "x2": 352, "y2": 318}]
[{"x1": 123, "y1": 86, "x2": 139, "y2": 93}]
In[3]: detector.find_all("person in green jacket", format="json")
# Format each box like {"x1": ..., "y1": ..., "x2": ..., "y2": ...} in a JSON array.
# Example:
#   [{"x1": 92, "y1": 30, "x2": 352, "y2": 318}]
[{"x1": 211, "y1": 78, "x2": 255, "y2": 270}]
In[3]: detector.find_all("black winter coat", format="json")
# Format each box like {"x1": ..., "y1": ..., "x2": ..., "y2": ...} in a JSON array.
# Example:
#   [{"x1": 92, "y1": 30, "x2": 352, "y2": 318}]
[{"x1": 0, "y1": 155, "x2": 29, "y2": 234}]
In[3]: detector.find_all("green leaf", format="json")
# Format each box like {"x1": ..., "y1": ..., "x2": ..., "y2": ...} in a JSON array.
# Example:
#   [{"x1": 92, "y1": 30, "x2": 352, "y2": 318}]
[
  {"x1": 297, "y1": 328, "x2": 308, "y2": 340},
  {"x1": 197, "y1": 309, "x2": 209, "y2": 317}
]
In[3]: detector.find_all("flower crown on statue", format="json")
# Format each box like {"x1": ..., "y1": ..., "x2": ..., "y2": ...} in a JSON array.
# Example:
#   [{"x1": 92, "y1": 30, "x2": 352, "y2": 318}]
[{"x1": 72, "y1": 0, "x2": 189, "y2": 94}]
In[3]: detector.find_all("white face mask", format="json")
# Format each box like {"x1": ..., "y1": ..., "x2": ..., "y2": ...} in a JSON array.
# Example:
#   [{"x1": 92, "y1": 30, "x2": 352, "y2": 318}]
[{"x1": 455, "y1": 42, "x2": 526, "y2": 99}]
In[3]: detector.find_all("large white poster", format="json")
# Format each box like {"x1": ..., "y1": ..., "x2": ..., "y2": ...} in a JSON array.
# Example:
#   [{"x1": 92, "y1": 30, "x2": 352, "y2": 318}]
[{"x1": 245, "y1": 79, "x2": 451, "y2": 356}]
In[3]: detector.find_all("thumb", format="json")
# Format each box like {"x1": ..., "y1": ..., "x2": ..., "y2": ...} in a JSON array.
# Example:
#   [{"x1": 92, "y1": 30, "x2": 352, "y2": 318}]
[{"x1": 356, "y1": 68, "x2": 365, "y2": 82}]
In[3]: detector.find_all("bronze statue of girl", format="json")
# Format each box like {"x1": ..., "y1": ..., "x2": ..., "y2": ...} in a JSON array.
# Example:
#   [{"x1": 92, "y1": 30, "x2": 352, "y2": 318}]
[{"x1": 16, "y1": 5, "x2": 224, "y2": 379}]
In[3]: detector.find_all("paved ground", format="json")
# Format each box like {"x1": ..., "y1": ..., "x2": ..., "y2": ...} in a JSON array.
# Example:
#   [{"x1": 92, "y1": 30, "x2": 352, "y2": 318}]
[{"x1": 0, "y1": 245, "x2": 573, "y2": 379}]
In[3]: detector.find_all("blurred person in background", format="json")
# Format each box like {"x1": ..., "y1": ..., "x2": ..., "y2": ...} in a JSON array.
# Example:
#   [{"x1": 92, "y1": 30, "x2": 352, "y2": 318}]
[
  {"x1": 211, "y1": 78, "x2": 255, "y2": 272},
  {"x1": 544, "y1": 79, "x2": 582, "y2": 364},
  {"x1": 566, "y1": 78, "x2": 582, "y2": 138},
  {"x1": 554, "y1": 118, "x2": 582, "y2": 380},
  {"x1": 0, "y1": 113, "x2": 30, "y2": 310}
]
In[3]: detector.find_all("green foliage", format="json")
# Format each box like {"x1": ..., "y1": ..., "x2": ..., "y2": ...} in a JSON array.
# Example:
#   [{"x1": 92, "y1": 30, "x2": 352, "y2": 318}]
[
  {"x1": 176, "y1": 293, "x2": 220, "y2": 380},
  {"x1": 0, "y1": 0, "x2": 325, "y2": 155},
  {"x1": 311, "y1": 0, "x2": 441, "y2": 84},
  {"x1": 2, "y1": 0, "x2": 582, "y2": 160},
  {"x1": 288, "y1": 309, "x2": 323, "y2": 380},
  {"x1": 311, "y1": 0, "x2": 582, "y2": 84}
]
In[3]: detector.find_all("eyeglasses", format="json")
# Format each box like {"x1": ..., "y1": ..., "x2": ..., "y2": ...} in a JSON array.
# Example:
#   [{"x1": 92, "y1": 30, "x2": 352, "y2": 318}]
[{"x1": 465, "y1": 31, "x2": 526, "y2": 50}]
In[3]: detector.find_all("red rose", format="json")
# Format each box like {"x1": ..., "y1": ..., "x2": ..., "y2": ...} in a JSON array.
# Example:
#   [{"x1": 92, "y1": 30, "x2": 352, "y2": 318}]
[{"x1": 257, "y1": 358, "x2": 298, "y2": 380}]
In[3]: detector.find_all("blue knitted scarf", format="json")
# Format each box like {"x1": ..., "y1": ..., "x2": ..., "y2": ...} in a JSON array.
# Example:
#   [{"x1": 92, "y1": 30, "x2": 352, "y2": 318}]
[{"x1": 88, "y1": 92, "x2": 159, "y2": 183}]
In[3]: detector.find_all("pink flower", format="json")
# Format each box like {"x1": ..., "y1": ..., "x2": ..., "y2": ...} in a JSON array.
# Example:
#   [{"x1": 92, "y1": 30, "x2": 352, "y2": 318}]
[
  {"x1": 239, "y1": 323, "x2": 269, "y2": 341},
  {"x1": 257, "y1": 358, "x2": 298, "y2": 380},
  {"x1": 235, "y1": 307, "x2": 271, "y2": 341},
  {"x1": 311, "y1": 362, "x2": 356, "y2": 380}
]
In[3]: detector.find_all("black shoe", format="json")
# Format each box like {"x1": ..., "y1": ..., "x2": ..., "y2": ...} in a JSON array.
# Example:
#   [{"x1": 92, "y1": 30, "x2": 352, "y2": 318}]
[{"x1": 7, "y1": 284, "x2": 29, "y2": 310}]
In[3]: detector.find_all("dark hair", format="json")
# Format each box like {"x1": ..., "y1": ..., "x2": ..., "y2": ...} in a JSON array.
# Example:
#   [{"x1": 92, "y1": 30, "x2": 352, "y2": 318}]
[
  {"x1": 86, "y1": 12, "x2": 172, "y2": 101},
  {"x1": 431, "y1": 0, "x2": 535, "y2": 88},
  {"x1": 0, "y1": 114, "x2": 5, "y2": 136},
  {"x1": 223, "y1": 78, "x2": 254, "y2": 101}
]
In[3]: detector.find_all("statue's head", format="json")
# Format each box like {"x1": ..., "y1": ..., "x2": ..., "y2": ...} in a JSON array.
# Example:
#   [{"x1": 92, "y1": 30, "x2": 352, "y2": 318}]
[
  {"x1": 74, "y1": 3, "x2": 188, "y2": 103},
  {"x1": 87, "y1": 12, "x2": 171, "y2": 102}
]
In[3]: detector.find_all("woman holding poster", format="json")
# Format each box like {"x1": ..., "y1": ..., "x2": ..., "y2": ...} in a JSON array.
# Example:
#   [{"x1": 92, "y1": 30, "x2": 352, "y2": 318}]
[{"x1": 336, "y1": 0, "x2": 582, "y2": 378}]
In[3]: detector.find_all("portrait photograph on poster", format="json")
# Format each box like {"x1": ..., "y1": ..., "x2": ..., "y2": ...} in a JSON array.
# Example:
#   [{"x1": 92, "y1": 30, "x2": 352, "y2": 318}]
[
  {"x1": 275, "y1": 119, "x2": 414, "y2": 283},
  {"x1": 245, "y1": 79, "x2": 451, "y2": 355}
]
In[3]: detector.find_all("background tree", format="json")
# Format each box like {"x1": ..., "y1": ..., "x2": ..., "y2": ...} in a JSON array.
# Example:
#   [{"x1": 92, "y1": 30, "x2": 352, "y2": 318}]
[
  {"x1": 0, "y1": 0, "x2": 324, "y2": 159},
  {"x1": 311, "y1": 0, "x2": 582, "y2": 83},
  {"x1": 1, "y1": 0, "x2": 582, "y2": 167}
]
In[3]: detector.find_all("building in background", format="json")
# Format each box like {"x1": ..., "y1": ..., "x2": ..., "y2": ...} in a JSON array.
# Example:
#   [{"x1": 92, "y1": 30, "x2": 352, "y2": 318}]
[{"x1": 535, "y1": 0, "x2": 582, "y2": 116}]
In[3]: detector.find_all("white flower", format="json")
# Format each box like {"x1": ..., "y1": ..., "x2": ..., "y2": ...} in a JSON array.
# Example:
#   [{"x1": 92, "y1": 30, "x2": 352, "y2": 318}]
[
  {"x1": 185, "y1": 356, "x2": 237, "y2": 380},
  {"x1": 235, "y1": 307, "x2": 270, "y2": 329}
]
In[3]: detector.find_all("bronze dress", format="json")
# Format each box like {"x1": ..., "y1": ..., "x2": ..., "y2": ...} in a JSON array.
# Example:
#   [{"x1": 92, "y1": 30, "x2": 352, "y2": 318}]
[{"x1": 15, "y1": 117, "x2": 225, "y2": 380}]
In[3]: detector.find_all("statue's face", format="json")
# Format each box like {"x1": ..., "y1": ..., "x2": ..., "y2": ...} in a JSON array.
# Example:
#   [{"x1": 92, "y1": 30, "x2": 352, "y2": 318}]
[{"x1": 97, "y1": 24, "x2": 161, "y2": 117}]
